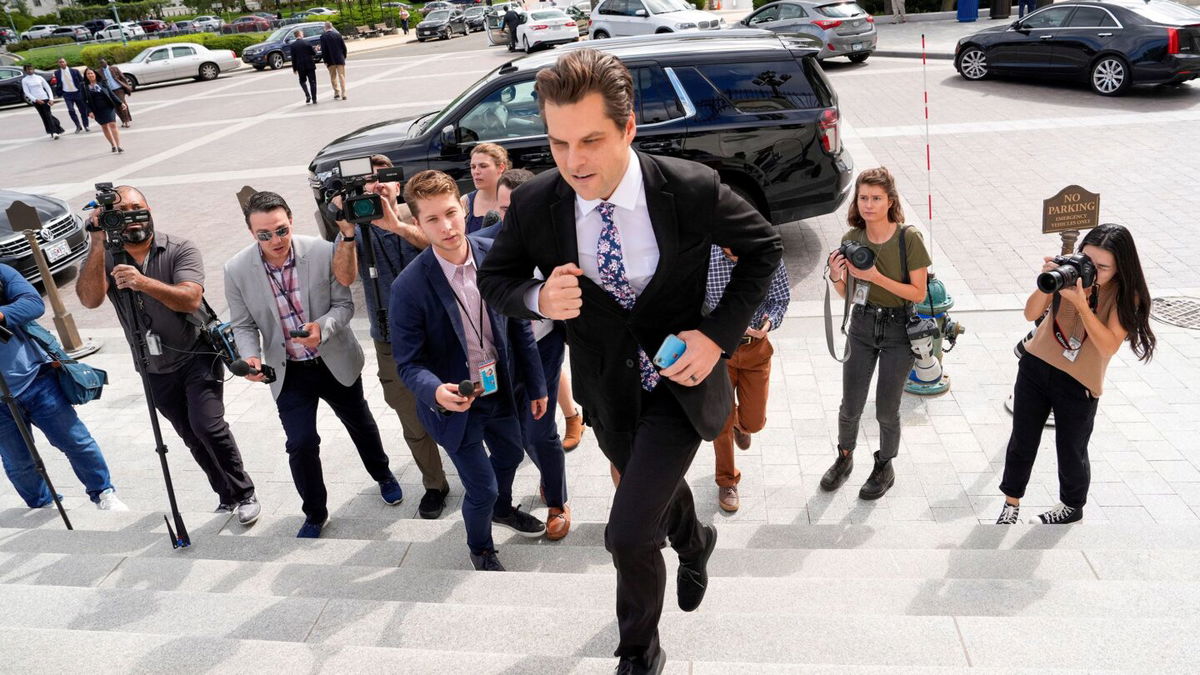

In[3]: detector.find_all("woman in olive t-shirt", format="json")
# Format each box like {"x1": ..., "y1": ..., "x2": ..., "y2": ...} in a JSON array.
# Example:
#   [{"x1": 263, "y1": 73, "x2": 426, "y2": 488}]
[
  {"x1": 997, "y1": 223, "x2": 1157, "y2": 525},
  {"x1": 821, "y1": 168, "x2": 931, "y2": 501}
]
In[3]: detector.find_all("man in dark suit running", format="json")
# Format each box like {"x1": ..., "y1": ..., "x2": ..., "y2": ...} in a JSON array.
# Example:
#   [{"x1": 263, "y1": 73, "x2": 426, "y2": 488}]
[
  {"x1": 478, "y1": 49, "x2": 783, "y2": 674},
  {"x1": 290, "y1": 30, "x2": 319, "y2": 104}
]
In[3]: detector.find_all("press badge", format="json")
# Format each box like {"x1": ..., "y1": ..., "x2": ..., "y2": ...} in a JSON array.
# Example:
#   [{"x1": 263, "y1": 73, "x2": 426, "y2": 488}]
[
  {"x1": 1063, "y1": 337, "x2": 1082, "y2": 363},
  {"x1": 852, "y1": 282, "x2": 870, "y2": 306},
  {"x1": 478, "y1": 360, "x2": 499, "y2": 396}
]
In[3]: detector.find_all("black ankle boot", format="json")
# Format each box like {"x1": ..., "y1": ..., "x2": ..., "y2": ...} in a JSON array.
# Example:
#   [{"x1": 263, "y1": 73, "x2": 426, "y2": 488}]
[
  {"x1": 820, "y1": 447, "x2": 854, "y2": 491},
  {"x1": 859, "y1": 451, "x2": 895, "y2": 500}
]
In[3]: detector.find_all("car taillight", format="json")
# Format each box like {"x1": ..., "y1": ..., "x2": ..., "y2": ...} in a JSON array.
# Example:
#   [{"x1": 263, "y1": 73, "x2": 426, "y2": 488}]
[
  {"x1": 814, "y1": 19, "x2": 842, "y2": 29},
  {"x1": 819, "y1": 108, "x2": 840, "y2": 154},
  {"x1": 532, "y1": 23, "x2": 549, "y2": 29},
  {"x1": 1168, "y1": 27, "x2": 1180, "y2": 55},
  {"x1": 865, "y1": 15, "x2": 875, "y2": 23},
  {"x1": 566, "y1": 20, "x2": 576, "y2": 26}
]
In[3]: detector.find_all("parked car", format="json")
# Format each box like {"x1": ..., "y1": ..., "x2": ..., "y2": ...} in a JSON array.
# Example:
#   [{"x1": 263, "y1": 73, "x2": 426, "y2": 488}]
[
  {"x1": 50, "y1": 25, "x2": 93, "y2": 42},
  {"x1": 588, "y1": 0, "x2": 723, "y2": 38},
  {"x1": 382, "y1": 2, "x2": 413, "y2": 7},
  {"x1": 241, "y1": 22, "x2": 326, "y2": 70},
  {"x1": 305, "y1": 6, "x2": 339, "y2": 14},
  {"x1": 172, "y1": 20, "x2": 199, "y2": 32},
  {"x1": 464, "y1": 5, "x2": 489, "y2": 30},
  {"x1": 0, "y1": 65, "x2": 55, "y2": 106},
  {"x1": 228, "y1": 15, "x2": 273, "y2": 32},
  {"x1": 20, "y1": 24, "x2": 59, "y2": 40},
  {"x1": 736, "y1": 1, "x2": 875, "y2": 62},
  {"x1": 193, "y1": 15, "x2": 225, "y2": 31},
  {"x1": 955, "y1": 0, "x2": 1200, "y2": 95},
  {"x1": 118, "y1": 43, "x2": 242, "y2": 88},
  {"x1": 514, "y1": 8, "x2": 580, "y2": 50},
  {"x1": 307, "y1": 30, "x2": 852, "y2": 240},
  {"x1": 424, "y1": 1, "x2": 456, "y2": 11},
  {"x1": 565, "y1": 2, "x2": 592, "y2": 34},
  {"x1": 96, "y1": 22, "x2": 146, "y2": 40},
  {"x1": 138, "y1": 19, "x2": 169, "y2": 33},
  {"x1": 417, "y1": 9, "x2": 469, "y2": 40},
  {"x1": 0, "y1": 190, "x2": 88, "y2": 285},
  {"x1": 83, "y1": 18, "x2": 116, "y2": 35}
]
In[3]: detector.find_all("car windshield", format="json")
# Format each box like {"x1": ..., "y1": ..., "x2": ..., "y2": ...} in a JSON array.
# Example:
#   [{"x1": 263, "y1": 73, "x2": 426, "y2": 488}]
[
  {"x1": 645, "y1": 0, "x2": 691, "y2": 13},
  {"x1": 427, "y1": 10, "x2": 451, "y2": 20},
  {"x1": 531, "y1": 10, "x2": 566, "y2": 19},
  {"x1": 131, "y1": 48, "x2": 154, "y2": 62},
  {"x1": 465, "y1": 7, "x2": 485, "y2": 14},
  {"x1": 267, "y1": 26, "x2": 295, "y2": 41},
  {"x1": 817, "y1": 2, "x2": 865, "y2": 17}
]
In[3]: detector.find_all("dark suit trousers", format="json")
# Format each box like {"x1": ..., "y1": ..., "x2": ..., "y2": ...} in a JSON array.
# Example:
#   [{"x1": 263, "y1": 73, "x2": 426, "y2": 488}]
[
  {"x1": 445, "y1": 392, "x2": 525, "y2": 554},
  {"x1": 147, "y1": 354, "x2": 255, "y2": 504},
  {"x1": 275, "y1": 358, "x2": 393, "y2": 522},
  {"x1": 297, "y1": 68, "x2": 317, "y2": 101},
  {"x1": 593, "y1": 386, "x2": 710, "y2": 660},
  {"x1": 112, "y1": 89, "x2": 131, "y2": 124},
  {"x1": 61, "y1": 91, "x2": 89, "y2": 130},
  {"x1": 515, "y1": 323, "x2": 568, "y2": 508},
  {"x1": 33, "y1": 101, "x2": 64, "y2": 136}
]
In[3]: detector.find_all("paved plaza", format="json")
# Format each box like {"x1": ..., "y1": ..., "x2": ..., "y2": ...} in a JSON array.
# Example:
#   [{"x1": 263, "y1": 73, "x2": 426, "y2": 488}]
[{"x1": 2, "y1": 26, "x2": 1200, "y2": 671}]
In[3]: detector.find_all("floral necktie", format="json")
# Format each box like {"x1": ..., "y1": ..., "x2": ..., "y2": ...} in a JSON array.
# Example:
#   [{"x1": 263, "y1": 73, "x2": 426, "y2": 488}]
[{"x1": 596, "y1": 201, "x2": 659, "y2": 391}]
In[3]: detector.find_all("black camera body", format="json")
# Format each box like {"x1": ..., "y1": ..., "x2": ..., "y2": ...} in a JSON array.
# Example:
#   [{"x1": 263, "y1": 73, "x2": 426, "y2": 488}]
[
  {"x1": 88, "y1": 182, "x2": 152, "y2": 250},
  {"x1": 838, "y1": 241, "x2": 876, "y2": 271},
  {"x1": 1037, "y1": 253, "x2": 1097, "y2": 294},
  {"x1": 321, "y1": 158, "x2": 405, "y2": 225}
]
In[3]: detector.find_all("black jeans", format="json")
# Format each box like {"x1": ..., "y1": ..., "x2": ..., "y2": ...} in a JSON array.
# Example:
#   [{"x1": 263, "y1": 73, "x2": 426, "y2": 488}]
[
  {"x1": 147, "y1": 354, "x2": 254, "y2": 504},
  {"x1": 297, "y1": 68, "x2": 317, "y2": 101},
  {"x1": 593, "y1": 386, "x2": 710, "y2": 661},
  {"x1": 275, "y1": 358, "x2": 392, "y2": 523},
  {"x1": 1000, "y1": 354, "x2": 1099, "y2": 509},
  {"x1": 33, "y1": 101, "x2": 64, "y2": 136},
  {"x1": 838, "y1": 304, "x2": 915, "y2": 460}
]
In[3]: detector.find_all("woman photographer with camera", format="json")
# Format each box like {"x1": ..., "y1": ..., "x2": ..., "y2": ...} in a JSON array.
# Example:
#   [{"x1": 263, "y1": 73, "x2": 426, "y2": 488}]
[
  {"x1": 822, "y1": 167, "x2": 931, "y2": 500},
  {"x1": 997, "y1": 223, "x2": 1156, "y2": 525}
]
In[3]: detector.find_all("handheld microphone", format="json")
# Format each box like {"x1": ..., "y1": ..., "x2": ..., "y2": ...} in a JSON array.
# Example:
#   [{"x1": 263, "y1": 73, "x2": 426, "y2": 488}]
[
  {"x1": 482, "y1": 210, "x2": 502, "y2": 229},
  {"x1": 458, "y1": 380, "x2": 476, "y2": 398},
  {"x1": 229, "y1": 359, "x2": 277, "y2": 383},
  {"x1": 289, "y1": 327, "x2": 311, "y2": 338}
]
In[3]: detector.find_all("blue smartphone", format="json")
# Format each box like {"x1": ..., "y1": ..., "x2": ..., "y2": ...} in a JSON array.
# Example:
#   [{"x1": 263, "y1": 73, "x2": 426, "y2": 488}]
[{"x1": 653, "y1": 334, "x2": 687, "y2": 369}]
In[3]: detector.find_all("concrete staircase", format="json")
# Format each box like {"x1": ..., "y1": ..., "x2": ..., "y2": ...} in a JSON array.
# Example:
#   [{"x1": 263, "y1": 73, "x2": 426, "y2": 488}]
[{"x1": 1, "y1": 507, "x2": 1199, "y2": 672}]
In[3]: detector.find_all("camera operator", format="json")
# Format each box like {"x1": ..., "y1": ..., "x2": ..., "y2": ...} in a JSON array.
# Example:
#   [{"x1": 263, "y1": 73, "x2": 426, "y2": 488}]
[
  {"x1": 75, "y1": 185, "x2": 260, "y2": 525},
  {"x1": 822, "y1": 167, "x2": 930, "y2": 501},
  {"x1": 1, "y1": 263, "x2": 125, "y2": 511},
  {"x1": 997, "y1": 224, "x2": 1156, "y2": 525},
  {"x1": 329, "y1": 155, "x2": 453, "y2": 520}
]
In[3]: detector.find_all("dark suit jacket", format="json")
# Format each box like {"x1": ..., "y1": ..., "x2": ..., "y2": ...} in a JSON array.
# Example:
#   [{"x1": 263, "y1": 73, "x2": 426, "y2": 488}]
[
  {"x1": 291, "y1": 40, "x2": 318, "y2": 72},
  {"x1": 319, "y1": 30, "x2": 347, "y2": 65},
  {"x1": 390, "y1": 236, "x2": 546, "y2": 452},
  {"x1": 83, "y1": 82, "x2": 122, "y2": 115},
  {"x1": 105, "y1": 66, "x2": 133, "y2": 95},
  {"x1": 52, "y1": 66, "x2": 86, "y2": 97},
  {"x1": 477, "y1": 151, "x2": 783, "y2": 440}
]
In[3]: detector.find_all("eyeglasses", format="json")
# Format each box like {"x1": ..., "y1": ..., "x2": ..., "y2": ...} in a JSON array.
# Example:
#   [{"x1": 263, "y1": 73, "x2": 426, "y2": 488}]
[{"x1": 254, "y1": 226, "x2": 291, "y2": 242}]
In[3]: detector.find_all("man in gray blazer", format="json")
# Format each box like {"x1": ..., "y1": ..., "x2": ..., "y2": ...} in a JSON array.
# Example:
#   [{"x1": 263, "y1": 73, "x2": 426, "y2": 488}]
[{"x1": 225, "y1": 191, "x2": 402, "y2": 538}]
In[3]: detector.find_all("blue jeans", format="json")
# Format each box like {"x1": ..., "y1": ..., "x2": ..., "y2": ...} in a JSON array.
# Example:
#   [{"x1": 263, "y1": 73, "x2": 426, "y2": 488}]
[
  {"x1": 1018, "y1": 0, "x2": 1036, "y2": 17},
  {"x1": 445, "y1": 393, "x2": 525, "y2": 554},
  {"x1": 0, "y1": 369, "x2": 114, "y2": 507}
]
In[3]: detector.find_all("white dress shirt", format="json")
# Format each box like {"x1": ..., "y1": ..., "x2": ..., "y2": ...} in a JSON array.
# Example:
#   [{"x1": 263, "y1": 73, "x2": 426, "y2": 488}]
[
  {"x1": 21, "y1": 74, "x2": 53, "y2": 103},
  {"x1": 526, "y1": 147, "x2": 660, "y2": 315},
  {"x1": 58, "y1": 67, "x2": 77, "y2": 94}
]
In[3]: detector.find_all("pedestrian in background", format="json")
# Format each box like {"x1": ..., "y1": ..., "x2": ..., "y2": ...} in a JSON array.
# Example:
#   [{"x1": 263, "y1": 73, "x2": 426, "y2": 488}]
[
  {"x1": 20, "y1": 65, "x2": 63, "y2": 140},
  {"x1": 97, "y1": 59, "x2": 133, "y2": 128},
  {"x1": 81, "y1": 67, "x2": 125, "y2": 153},
  {"x1": 320, "y1": 22, "x2": 349, "y2": 101},
  {"x1": 891, "y1": 0, "x2": 906, "y2": 22},
  {"x1": 1018, "y1": 0, "x2": 1036, "y2": 18},
  {"x1": 399, "y1": 7, "x2": 411, "y2": 34},
  {"x1": 290, "y1": 30, "x2": 319, "y2": 104},
  {"x1": 461, "y1": 142, "x2": 508, "y2": 234},
  {"x1": 52, "y1": 58, "x2": 90, "y2": 134}
]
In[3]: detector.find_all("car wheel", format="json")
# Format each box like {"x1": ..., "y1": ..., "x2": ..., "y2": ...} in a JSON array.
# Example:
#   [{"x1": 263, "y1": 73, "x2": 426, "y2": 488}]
[
  {"x1": 268, "y1": 52, "x2": 284, "y2": 70},
  {"x1": 125, "y1": 74, "x2": 139, "y2": 90},
  {"x1": 956, "y1": 46, "x2": 989, "y2": 81},
  {"x1": 848, "y1": 53, "x2": 869, "y2": 64},
  {"x1": 523, "y1": 35, "x2": 531, "y2": 52},
  {"x1": 1090, "y1": 55, "x2": 1131, "y2": 96},
  {"x1": 655, "y1": 27, "x2": 672, "y2": 33},
  {"x1": 592, "y1": 29, "x2": 608, "y2": 39},
  {"x1": 197, "y1": 62, "x2": 219, "y2": 81}
]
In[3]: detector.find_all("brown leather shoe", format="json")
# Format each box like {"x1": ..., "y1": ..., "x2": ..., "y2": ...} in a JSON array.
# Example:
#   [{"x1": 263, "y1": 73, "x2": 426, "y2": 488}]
[
  {"x1": 546, "y1": 505, "x2": 571, "y2": 540},
  {"x1": 562, "y1": 412, "x2": 585, "y2": 451},
  {"x1": 733, "y1": 425, "x2": 751, "y2": 450},
  {"x1": 718, "y1": 486, "x2": 739, "y2": 512}
]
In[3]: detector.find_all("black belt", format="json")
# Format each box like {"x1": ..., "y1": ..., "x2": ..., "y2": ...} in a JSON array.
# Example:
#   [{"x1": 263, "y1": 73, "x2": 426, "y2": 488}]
[
  {"x1": 852, "y1": 304, "x2": 909, "y2": 321},
  {"x1": 287, "y1": 356, "x2": 324, "y2": 367}
]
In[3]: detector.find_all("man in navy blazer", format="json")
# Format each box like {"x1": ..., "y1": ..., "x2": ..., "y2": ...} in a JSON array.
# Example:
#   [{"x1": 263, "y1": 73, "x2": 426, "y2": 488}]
[
  {"x1": 389, "y1": 170, "x2": 548, "y2": 572},
  {"x1": 51, "y1": 58, "x2": 89, "y2": 133}
]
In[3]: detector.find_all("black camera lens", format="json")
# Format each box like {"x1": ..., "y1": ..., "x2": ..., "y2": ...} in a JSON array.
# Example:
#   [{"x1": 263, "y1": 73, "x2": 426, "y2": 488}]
[
  {"x1": 839, "y1": 241, "x2": 876, "y2": 270},
  {"x1": 1037, "y1": 254, "x2": 1095, "y2": 293},
  {"x1": 99, "y1": 209, "x2": 126, "y2": 229}
]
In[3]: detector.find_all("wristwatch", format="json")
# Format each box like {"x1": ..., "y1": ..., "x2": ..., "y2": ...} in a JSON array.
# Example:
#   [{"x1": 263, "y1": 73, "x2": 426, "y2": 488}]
[{"x1": 341, "y1": 235, "x2": 356, "y2": 242}]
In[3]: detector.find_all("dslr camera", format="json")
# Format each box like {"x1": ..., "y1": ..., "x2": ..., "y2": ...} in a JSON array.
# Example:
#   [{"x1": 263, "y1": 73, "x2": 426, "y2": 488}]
[
  {"x1": 1037, "y1": 253, "x2": 1096, "y2": 294},
  {"x1": 320, "y1": 157, "x2": 405, "y2": 225},
  {"x1": 86, "y1": 182, "x2": 151, "y2": 250},
  {"x1": 837, "y1": 240, "x2": 876, "y2": 271}
]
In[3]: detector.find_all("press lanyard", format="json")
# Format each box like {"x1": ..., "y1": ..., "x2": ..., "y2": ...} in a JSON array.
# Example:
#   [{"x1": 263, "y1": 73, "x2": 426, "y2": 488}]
[
  {"x1": 449, "y1": 263, "x2": 486, "y2": 351},
  {"x1": 1050, "y1": 288, "x2": 1097, "y2": 351}
]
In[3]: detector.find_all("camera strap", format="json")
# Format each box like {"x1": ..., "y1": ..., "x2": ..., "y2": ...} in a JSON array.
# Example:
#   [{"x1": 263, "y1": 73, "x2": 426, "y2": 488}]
[
  {"x1": 823, "y1": 266, "x2": 853, "y2": 363},
  {"x1": 1050, "y1": 287, "x2": 1098, "y2": 350}
]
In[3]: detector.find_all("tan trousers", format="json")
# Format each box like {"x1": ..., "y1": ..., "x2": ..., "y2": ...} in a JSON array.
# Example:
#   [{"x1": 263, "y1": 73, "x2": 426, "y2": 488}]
[
  {"x1": 327, "y1": 64, "x2": 347, "y2": 98},
  {"x1": 714, "y1": 336, "x2": 773, "y2": 487},
  {"x1": 373, "y1": 340, "x2": 448, "y2": 491}
]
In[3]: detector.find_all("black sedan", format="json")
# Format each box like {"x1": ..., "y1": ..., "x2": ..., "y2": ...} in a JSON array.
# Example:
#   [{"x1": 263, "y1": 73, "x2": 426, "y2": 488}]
[
  {"x1": 0, "y1": 190, "x2": 89, "y2": 285},
  {"x1": 0, "y1": 65, "x2": 56, "y2": 107},
  {"x1": 464, "y1": 6, "x2": 488, "y2": 31},
  {"x1": 417, "y1": 9, "x2": 469, "y2": 41},
  {"x1": 955, "y1": 0, "x2": 1200, "y2": 95}
]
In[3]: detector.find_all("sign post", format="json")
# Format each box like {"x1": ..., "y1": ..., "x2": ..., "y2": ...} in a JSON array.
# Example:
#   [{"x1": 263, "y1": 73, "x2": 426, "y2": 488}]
[{"x1": 1042, "y1": 185, "x2": 1100, "y2": 256}]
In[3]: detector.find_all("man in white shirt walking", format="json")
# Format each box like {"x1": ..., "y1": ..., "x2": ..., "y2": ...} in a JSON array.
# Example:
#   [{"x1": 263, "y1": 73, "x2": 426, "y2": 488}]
[{"x1": 21, "y1": 65, "x2": 64, "y2": 140}]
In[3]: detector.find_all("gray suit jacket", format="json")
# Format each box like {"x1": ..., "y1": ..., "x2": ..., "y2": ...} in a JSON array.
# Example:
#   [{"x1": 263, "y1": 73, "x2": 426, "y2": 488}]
[{"x1": 224, "y1": 234, "x2": 362, "y2": 400}]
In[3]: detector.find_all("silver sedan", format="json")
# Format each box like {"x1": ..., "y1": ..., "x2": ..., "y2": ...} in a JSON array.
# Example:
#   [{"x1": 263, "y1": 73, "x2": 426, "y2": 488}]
[
  {"x1": 733, "y1": 0, "x2": 877, "y2": 63},
  {"x1": 117, "y1": 43, "x2": 242, "y2": 89}
]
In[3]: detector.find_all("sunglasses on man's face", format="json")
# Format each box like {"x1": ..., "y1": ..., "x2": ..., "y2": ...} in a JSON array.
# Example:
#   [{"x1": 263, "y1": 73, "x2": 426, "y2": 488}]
[{"x1": 254, "y1": 226, "x2": 291, "y2": 242}]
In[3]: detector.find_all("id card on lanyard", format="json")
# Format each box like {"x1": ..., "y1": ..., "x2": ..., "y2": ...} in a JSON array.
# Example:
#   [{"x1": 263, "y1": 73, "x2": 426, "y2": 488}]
[{"x1": 451, "y1": 280, "x2": 499, "y2": 397}]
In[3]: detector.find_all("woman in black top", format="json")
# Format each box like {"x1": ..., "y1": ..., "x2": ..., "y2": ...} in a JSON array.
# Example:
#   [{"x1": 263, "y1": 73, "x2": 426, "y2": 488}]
[{"x1": 82, "y1": 67, "x2": 125, "y2": 154}]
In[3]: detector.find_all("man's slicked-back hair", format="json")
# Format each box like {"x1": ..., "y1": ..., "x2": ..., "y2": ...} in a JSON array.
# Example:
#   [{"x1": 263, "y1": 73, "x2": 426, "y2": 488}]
[
  {"x1": 243, "y1": 191, "x2": 292, "y2": 228},
  {"x1": 534, "y1": 48, "x2": 633, "y2": 130},
  {"x1": 498, "y1": 168, "x2": 535, "y2": 191},
  {"x1": 403, "y1": 170, "x2": 461, "y2": 218}
]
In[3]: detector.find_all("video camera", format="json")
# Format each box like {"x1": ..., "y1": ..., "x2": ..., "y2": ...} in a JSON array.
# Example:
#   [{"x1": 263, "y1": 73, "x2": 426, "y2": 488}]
[
  {"x1": 196, "y1": 300, "x2": 276, "y2": 384},
  {"x1": 320, "y1": 157, "x2": 405, "y2": 225},
  {"x1": 1037, "y1": 253, "x2": 1096, "y2": 294},
  {"x1": 85, "y1": 182, "x2": 152, "y2": 250}
]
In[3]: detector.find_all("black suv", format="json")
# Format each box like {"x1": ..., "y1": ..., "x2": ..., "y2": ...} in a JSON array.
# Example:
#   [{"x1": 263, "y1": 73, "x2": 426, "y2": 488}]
[{"x1": 308, "y1": 30, "x2": 853, "y2": 237}]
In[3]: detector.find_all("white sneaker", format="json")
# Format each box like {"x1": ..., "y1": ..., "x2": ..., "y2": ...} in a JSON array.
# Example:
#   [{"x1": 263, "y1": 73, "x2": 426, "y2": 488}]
[{"x1": 96, "y1": 488, "x2": 129, "y2": 511}]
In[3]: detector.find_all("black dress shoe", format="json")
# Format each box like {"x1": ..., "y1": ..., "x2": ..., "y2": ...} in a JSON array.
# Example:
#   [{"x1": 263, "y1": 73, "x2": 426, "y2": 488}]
[
  {"x1": 615, "y1": 648, "x2": 666, "y2": 675},
  {"x1": 470, "y1": 549, "x2": 505, "y2": 571},
  {"x1": 677, "y1": 524, "x2": 716, "y2": 612},
  {"x1": 492, "y1": 505, "x2": 545, "y2": 537},
  {"x1": 820, "y1": 447, "x2": 854, "y2": 491},
  {"x1": 418, "y1": 487, "x2": 449, "y2": 519},
  {"x1": 858, "y1": 451, "x2": 895, "y2": 500}
]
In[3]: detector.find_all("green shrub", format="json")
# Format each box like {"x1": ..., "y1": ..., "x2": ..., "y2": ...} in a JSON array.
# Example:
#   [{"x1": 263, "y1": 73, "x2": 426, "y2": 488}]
[
  {"x1": 11, "y1": 43, "x2": 89, "y2": 69},
  {"x1": 76, "y1": 32, "x2": 268, "y2": 67},
  {"x1": 202, "y1": 34, "x2": 265, "y2": 52},
  {"x1": 10, "y1": 36, "x2": 75, "y2": 52}
]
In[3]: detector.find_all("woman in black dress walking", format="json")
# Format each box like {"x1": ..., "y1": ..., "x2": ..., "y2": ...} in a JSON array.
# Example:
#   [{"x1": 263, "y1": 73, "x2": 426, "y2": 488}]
[{"x1": 82, "y1": 67, "x2": 126, "y2": 154}]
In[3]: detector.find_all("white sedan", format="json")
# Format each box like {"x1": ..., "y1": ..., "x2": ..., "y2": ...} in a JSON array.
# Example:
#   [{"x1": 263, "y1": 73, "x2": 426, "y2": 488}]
[
  {"x1": 96, "y1": 22, "x2": 146, "y2": 40},
  {"x1": 517, "y1": 8, "x2": 579, "y2": 52},
  {"x1": 117, "y1": 43, "x2": 241, "y2": 88}
]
